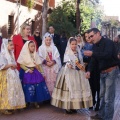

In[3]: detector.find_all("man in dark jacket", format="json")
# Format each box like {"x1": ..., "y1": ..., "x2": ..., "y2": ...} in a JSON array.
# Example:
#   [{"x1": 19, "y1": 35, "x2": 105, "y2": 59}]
[
  {"x1": 84, "y1": 28, "x2": 119, "y2": 120},
  {"x1": 49, "y1": 26, "x2": 60, "y2": 52},
  {"x1": 59, "y1": 32, "x2": 67, "y2": 65}
]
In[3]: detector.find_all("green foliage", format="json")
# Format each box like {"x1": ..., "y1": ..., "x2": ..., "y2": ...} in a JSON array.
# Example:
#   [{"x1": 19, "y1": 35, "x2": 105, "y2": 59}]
[
  {"x1": 80, "y1": 0, "x2": 103, "y2": 33},
  {"x1": 48, "y1": 0, "x2": 77, "y2": 37},
  {"x1": 48, "y1": 0, "x2": 103, "y2": 35},
  {"x1": 26, "y1": 0, "x2": 103, "y2": 35},
  {"x1": 26, "y1": 0, "x2": 35, "y2": 11}
]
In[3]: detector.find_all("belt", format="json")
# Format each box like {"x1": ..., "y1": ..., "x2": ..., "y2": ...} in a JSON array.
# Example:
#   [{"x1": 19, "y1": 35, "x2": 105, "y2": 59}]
[{"x1": 101, "y1": 66, "x2": 117, "y2": 73}]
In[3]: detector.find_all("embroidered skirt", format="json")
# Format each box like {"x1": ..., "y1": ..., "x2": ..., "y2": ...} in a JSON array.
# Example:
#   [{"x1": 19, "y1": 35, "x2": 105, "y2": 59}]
[
  {"x1": 20, "y1": 68, "x2": 51, "y2": 102},
  {"x1": 51, "y1": 67, "x2": 93, "y2": 109},
  {"x1": 0, "y1": 70, "x2": 25, "y2": 110}
]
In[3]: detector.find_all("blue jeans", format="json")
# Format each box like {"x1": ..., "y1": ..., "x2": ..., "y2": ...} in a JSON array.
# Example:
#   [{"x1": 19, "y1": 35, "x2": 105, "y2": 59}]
[{"x1": 99, "y1": 68, "x2": 118, "y2": 120}]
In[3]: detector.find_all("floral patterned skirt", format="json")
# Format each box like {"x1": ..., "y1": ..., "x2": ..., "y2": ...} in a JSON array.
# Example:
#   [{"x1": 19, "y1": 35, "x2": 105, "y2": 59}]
[
  {"x1": 43, "y1": 65, "x2": 57, "y2": 95},
  {"x1": 22, "y1": 82, "x2": 51, "y2": 102},
  {"x1": 0, "y1": 70, "x2": 25, "y2": 110},
  {"x1": 21, "y1": 69, "x2": 51, "y2": 102}
]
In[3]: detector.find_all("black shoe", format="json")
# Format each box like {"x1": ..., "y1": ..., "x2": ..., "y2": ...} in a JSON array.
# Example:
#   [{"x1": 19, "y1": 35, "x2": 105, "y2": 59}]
[
  {"x1": 95, "y1": 101, "x2": 100, "y2": 111},
  {"x1": 95, "y1": 106, "x2": 99, "y2": 111},
  {"x1": 91, "y1": 114, "x2": 103, "y2": 120},
  {"x1": 70, "y1": 109, "x2": 77, "y2": 113},
  {"x1": 34, "y1": 103, "x2": 40, "y2": 109},
  {"x1": 26, "y1": 102, "x2": 30, "y2": 108},
  {"x1": 89, "y1": 107, "x2": 93, "y2": 110},
  {"x1": 43, "y1": 100, "x2": 51, "y2": 104},
  {"x1": 93, "y1": 101, "x2": 96, "y2": 106},
  {"x1": 65, "y1": 110, "x2": 73, "y2": 114}
]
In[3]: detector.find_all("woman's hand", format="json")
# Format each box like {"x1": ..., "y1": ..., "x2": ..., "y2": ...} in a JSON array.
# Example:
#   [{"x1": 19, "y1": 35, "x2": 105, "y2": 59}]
[
  {"x1": 50, "y1": 61, "x2": 55, "y2": 66},
  {"x1": 84, "y1": 51, "x2": 93, "y2": 57},
  {"x1": 86, "y1": 72, "x2": 90, "y2": 79},
  {"x1": 46, "y1": 61, "x2": 54, "y2": 67},
  {"x1": 67, "y1": 64, "x2": 73, "y2": 69},
  {"x1": 46, "y1": 62, "x2": 51, "y2": 67},
  {"x1": 118, "y1": 54, "x2": 120, "y2": 59},
  {"x1": 10, "y1": 64, "x2": 17, "y2": 70},
  {"x1": 28, "y1": 69, "x2": 33, "y2": 73}
]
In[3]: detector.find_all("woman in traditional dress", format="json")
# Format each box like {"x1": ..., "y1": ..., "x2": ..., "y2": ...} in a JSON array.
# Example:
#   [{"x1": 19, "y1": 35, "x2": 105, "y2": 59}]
[
  {"x1": 38, "y1": 33, "x2": 61, "y2": 95},
  {"x1": 76, "y1": 34, "x2": 84, "y2": 51},
  {"x1": 0, "y1": 39, "x2": 26, "y2": 114},
  {"x1": 17, "y1": 41, "x2": 51, "y2": 108},
  {"x1": 51, "y1": 37, "x2": 93, "y2": 114},
  {"x1": 13, "y1": 23, "x2": 37, "y2": 70}
]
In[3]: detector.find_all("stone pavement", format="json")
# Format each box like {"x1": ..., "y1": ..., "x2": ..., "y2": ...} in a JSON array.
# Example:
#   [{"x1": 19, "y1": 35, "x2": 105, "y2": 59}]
[{"x1": 0, "y1": 77, "x2": 120, "y2": 120}]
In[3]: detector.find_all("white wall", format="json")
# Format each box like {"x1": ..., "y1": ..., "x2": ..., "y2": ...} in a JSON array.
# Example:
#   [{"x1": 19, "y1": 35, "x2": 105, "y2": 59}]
[{"x1": 0, "y1": 0, "x2": 38, "y2": 36}]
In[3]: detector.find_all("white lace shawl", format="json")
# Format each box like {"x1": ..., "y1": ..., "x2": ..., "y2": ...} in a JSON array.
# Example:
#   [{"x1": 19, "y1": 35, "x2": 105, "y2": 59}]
[{"x1": 38, "y1": 33, "x2": 61, "y2": 73}]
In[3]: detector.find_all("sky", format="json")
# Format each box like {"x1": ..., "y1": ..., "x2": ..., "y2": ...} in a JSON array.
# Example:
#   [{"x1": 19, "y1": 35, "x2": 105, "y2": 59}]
[{"x1": 100, "y1": 0, "x2": 120, "y2": 20}]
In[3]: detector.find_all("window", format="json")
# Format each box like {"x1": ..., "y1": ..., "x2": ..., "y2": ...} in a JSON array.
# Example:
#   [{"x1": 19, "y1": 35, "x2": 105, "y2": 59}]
[
  {"x1": 8, "y1": 15, "x2": 14, "y2": 35},
  {"x1": 31, "y1": 20, "x2": 35, "y2": 34}
]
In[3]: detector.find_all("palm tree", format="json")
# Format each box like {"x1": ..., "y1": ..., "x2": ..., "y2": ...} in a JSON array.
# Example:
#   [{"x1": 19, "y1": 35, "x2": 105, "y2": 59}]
[{"x1": 27, "y1": 0, "x2": 49, "y2": 36}]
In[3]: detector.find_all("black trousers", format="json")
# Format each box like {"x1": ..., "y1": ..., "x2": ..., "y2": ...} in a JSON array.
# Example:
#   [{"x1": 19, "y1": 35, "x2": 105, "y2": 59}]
[{"x1": 89, "y1": 70, "x2": 100, "y2": 105}]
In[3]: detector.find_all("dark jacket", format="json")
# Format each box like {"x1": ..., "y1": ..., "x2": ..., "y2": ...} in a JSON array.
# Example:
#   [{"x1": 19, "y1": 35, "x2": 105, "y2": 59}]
[
  {"x1": 34, "y1": 35, "x2": 42, "y2": 47},
  {"x1": 59, "y1": 37, "x2": 67, "y2": 64},
  {"x1": 52, "y1": 34, "x2": 60, "y2": 52},
  {"x1": 88, "y1": 37, "x2": 120, "y2": 72}
]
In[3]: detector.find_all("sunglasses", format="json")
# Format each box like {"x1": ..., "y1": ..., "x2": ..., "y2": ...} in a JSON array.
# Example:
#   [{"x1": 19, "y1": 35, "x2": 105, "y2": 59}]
[{"x1": 89, "y1": 33, "x2": 97, "y2": 39}]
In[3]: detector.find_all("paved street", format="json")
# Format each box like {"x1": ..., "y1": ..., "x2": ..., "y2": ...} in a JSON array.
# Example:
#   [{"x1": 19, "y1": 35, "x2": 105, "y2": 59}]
[{"x1": 0, "y1": 77, "x2": 120, "y2": 120}]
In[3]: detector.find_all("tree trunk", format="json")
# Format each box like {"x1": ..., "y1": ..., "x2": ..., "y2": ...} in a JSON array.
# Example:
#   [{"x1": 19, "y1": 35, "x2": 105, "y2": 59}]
[
  {"x1": 76, "y1": 0, "x2": 80, "y2": 31},
  {"x1": 42, "y1": 0, "x2": 49, "y2": 37}
]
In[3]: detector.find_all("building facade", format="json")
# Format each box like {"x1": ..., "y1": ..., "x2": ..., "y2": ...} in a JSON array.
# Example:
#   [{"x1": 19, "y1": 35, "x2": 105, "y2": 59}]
[
  {"x1": 0, "y1": 0, "x2": 55, "y2": 38},
  {"x1": 101, "y1": 16, "x2": 120, "y2": 40}
]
